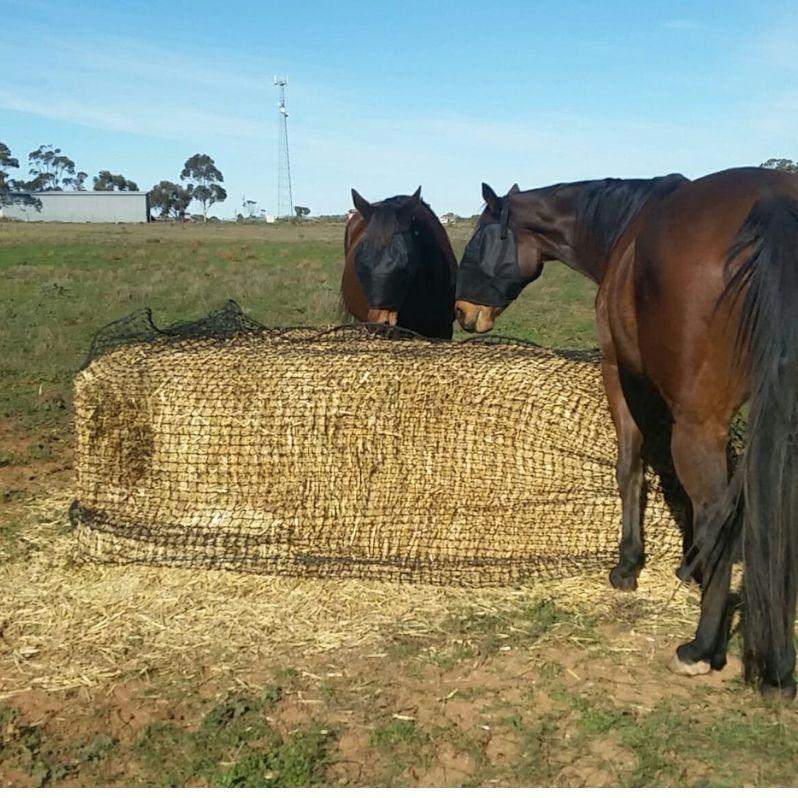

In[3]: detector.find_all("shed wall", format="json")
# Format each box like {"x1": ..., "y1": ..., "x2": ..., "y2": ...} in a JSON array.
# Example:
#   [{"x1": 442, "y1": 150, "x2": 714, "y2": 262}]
[{"x1": 1, "y1": 192, "x2": 149, "y2": 223}]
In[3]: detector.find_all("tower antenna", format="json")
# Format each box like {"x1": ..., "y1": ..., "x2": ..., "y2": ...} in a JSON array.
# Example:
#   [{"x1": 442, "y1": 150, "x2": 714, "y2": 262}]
[{"x1": 274, "y1": 75, "x2": 293, "y2": 218}]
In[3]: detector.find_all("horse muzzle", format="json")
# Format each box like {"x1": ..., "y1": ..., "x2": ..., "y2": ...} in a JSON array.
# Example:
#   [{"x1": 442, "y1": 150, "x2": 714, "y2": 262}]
[
  {"x1": 455, "y1": 301, "x2": 500, "y2": 333},
  {"x1": 367, "y1": 308, "x2": 399, "y2": 327}
]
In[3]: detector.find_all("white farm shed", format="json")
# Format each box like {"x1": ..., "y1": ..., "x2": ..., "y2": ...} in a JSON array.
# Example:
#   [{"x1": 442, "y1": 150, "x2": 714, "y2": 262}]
[{"x1": 1, "y1": 191, "x2": 150, "y2": 223}]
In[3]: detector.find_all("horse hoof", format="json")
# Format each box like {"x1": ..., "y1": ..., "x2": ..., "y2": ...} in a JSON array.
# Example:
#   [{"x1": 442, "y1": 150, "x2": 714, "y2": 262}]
[
  {"x1": 710, "y1": 651, "x2": 728, "y2": 671},
  {"x1": 609, "y1": 566, "x2": 637, "y2": 592},
  {"x1": 761, "y1": 682, "x2": 797, "y2": 705},
  {"x1": 668, "y1": 653, "x2": 711, "y2": 677}
]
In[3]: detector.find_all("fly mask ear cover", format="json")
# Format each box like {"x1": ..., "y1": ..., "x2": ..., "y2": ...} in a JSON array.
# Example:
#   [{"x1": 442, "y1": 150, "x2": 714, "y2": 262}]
[
  {"x1": 456, "y1": 201, "x2": 525, "y2": 307},
  {"x1": 355, "y1": 230, "x2": 419, "y2": 309}
]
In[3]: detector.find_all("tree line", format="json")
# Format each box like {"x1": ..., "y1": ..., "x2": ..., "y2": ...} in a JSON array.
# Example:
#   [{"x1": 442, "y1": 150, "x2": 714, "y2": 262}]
[
  {"x1": 759, "y1": 158, "x2": 798, "y2": 173},
  {"x1": 0, "y1": 142, "x2": 226, "y2": 220},
  {"x1": 2, "y1": 142, "x2": 795, "y2": 221},
  {"x1": 0, "y1": 143, "x2": 139, "y2": 194}
]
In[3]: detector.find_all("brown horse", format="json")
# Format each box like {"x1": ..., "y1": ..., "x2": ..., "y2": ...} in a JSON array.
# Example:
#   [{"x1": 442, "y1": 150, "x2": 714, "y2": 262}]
[
  {"x1": 455, "y1": 168, "x2": 798, "y2": 700},
  {"x1": 341, "y1": 187, "x2": 457, "y2": 339}
]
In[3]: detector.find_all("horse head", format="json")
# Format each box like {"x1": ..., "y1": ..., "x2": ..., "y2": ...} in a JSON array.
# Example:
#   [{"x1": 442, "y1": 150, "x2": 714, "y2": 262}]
[
  {"x1": 455, "y1": 182, "x2": 546, "y2": 333},
  {"x1": 350, "y1": 186, "x2": 424, "y2": 326}
]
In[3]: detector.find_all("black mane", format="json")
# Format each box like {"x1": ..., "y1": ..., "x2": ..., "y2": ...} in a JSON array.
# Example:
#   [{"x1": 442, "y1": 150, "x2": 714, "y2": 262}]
[
  {"x1": 572, "y1": 174, "x2": 688, "y2": 269},
  {"x1": 364, "y1": 195, "x2": 438, "y2": 248}
]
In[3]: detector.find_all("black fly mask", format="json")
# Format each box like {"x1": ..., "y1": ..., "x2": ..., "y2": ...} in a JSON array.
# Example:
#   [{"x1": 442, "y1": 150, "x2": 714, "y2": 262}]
[
  {"x1": 456, "y1": 201, "x2": 526, "y2": 307},
  {"x1": 355, "y1": 229, "x2": 420, "y2": 309}
]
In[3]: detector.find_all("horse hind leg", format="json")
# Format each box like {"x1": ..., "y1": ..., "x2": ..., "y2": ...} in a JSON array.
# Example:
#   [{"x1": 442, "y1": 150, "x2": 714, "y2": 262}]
[
  {"x1": 602, "y1": 361, "x2": 645, "y2": 591},
  {"x1": 667, "y1": 419, "x2": 736, "y2": 675}
]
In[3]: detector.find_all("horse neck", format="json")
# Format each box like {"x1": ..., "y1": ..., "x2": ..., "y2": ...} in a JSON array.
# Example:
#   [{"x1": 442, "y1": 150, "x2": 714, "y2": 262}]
[
  {"x1": 524, "y1": 177, "x2": 683, "y2": 283},
  {"x1": 521, "y1": 182, "x2": 610, "y2": 283},
  {"x1": 563, "y1": 183, "x2": 608, "y2": 282}
]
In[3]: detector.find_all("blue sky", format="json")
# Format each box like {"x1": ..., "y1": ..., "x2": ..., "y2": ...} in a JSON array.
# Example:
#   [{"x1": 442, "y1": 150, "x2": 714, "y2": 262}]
[{"x1": 2, "y1": 0, "x2": 796, "y2": 216}]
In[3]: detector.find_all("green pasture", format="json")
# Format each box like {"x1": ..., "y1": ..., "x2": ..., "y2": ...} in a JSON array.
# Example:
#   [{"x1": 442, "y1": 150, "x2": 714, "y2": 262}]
[{"x1": 0, "y1": 219, "x2": 595, "y2": 447}]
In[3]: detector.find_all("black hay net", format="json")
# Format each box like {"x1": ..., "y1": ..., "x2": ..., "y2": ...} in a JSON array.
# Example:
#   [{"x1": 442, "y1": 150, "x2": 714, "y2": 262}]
[{"x1": 71, "y1": 302, "x2": 743, "y2": 587}]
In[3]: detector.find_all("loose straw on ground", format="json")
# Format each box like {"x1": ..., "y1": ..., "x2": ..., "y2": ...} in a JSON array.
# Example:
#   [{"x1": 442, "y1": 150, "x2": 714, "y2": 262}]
[{"x1": 1, "y1": 487, "x2": 703, "y2": 698}]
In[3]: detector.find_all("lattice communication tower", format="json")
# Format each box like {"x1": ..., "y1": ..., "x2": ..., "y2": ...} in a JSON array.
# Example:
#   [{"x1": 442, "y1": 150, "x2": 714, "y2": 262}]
[{"x1": 274, "y1": 75, "x2": 293, "y2": 218}]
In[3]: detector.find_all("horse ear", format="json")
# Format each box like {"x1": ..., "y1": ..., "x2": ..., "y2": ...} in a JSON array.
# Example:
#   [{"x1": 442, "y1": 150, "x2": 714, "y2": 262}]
[
  {"x1": 508, "y1": 183, "x2": 520, "y2": 194},
  {"x1": 482, "y1": 183, "x2": 502, "y2": 215},
  {"x1": 401, "y1": 185, "x2": 422, "y2": 214},
  {"x1": 351, "y1": 188, "x2": 374, "y2": 219}
]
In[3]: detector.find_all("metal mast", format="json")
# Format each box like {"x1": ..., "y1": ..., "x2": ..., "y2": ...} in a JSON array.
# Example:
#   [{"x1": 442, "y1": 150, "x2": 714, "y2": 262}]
[{"x1": 274, "y1": 75, "x2": 293, "y2": 218}]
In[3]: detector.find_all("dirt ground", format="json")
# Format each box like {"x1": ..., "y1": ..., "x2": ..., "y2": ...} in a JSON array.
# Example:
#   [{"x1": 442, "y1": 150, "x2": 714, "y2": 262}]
[{"x1": 2, "y1": 433, "x2": 797, "y2": 787}]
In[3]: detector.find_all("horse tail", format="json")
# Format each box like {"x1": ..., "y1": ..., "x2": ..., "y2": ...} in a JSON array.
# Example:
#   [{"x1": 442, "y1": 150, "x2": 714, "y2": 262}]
[{"x1": 726, "y1": 193, "x2": 798, "y2": 692}]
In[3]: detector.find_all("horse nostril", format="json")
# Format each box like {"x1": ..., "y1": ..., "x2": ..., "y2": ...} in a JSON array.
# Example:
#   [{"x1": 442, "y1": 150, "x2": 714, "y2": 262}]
[{"x1": 457, "y1": 314, "x2": 475, "y2": 332}]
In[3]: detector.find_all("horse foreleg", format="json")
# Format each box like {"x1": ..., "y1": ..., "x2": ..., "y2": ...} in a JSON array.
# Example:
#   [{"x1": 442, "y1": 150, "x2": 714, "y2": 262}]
[
  {"x1": 602, "y1": 360, "x2": 645, "y2": 591},
  {"x1": 668, "y1": 420, "x2": 735, "y2": 674}
]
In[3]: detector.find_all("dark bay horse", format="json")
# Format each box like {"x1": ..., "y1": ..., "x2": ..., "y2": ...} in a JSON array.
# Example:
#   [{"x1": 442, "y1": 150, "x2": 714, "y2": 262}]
[
  {"x1": 455, "y1": 168, "x2": 798, "y2": 699},
  {"x1": 341, "y1": 187, "x2": 457, "y2": 339}
]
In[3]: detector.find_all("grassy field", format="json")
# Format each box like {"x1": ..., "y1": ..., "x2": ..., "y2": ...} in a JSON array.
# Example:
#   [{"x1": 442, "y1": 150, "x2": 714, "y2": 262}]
[
  {"x1": 1, "y1": 220, "x2": 797, "y2": 787},
  {"x1": 0, "y1": 219, "x2": 596, "y2": 443}
]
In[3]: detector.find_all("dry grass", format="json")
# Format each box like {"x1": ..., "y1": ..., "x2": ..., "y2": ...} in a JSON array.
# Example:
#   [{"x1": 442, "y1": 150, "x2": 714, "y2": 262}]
[{"x1": 0, "y1": 481, "x2": 705, "y2": 700}]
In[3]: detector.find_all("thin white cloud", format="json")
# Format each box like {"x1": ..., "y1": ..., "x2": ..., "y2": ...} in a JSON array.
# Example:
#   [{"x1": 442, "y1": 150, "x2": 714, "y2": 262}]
[
  {"x1": 741, "y1": 91, "x2": 798, "y2": 138},
  {"x1": 1, "y1": 29, "x2": 300, "y2": 146},
  {"x1": 45, "y1": 34, "x2": 268, "y2": 96},
  {"x1": 0, "y1": 0, "x2": 52, "y2": 8},
  {"x1": 754, "y1": 15, "x2": 798, "y2": 72},
  {"x1": 287, "y1": 108, "x2": 717, "y2": 216},
  {"x1": 0, "y1": 87, "x2": 265, "y2": 142}
]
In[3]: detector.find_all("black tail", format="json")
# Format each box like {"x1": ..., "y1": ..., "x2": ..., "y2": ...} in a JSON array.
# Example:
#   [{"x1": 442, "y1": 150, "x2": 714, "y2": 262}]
[{"x1": 725, "y1": 194, "x2": 798, "y2": 692}]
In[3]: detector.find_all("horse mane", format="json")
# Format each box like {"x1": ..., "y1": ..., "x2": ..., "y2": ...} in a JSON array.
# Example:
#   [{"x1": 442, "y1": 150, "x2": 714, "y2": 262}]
[
  {"x1": 363, "y1": 196, "x2": 455, "y2": 277},
  {"x1": 363, "y1": 200, "x2": 402, "y2": 248},
  {"x1": 571, "y1": 174, "x2": 688, "y2": 269},
  {"x1": 413, "y1": 199, "x2": 459, "y2": 279}
]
